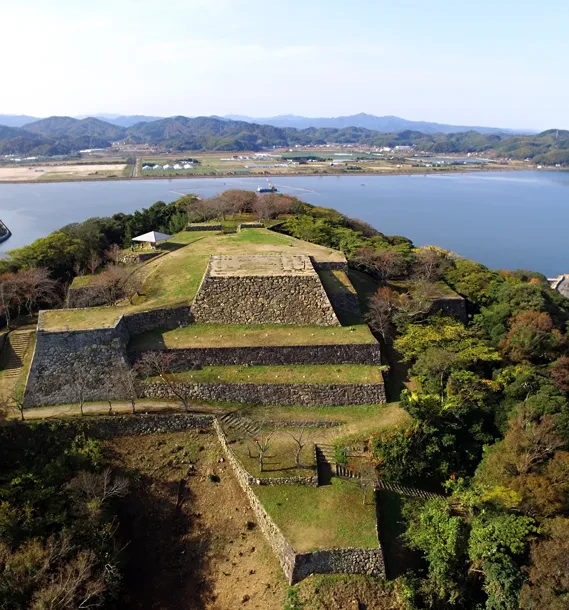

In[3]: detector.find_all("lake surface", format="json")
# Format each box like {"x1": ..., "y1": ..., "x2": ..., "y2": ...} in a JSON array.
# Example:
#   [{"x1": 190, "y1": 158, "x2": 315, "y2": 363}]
[{"x1": 0, "y1": 171, "x2": 568, "y2": 276}]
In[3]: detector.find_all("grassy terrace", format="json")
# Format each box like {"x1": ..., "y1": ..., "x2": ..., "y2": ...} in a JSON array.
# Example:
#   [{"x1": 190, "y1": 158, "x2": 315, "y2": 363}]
[
  {"x1": 41, "y1": 228, "x2": 346, "y2": 331},
  {"x1": 154, "y1": 364, "x2": 383, "y2": 385},
  {"x1": 130, "y1": 322, "x2": 376, "y2": 351},
  {"x1": 255, "y1": 478, "x2": 379, "y2": 551},
  {"x1": 229, "y1": 429, "x2": 317, "y2": 479}
]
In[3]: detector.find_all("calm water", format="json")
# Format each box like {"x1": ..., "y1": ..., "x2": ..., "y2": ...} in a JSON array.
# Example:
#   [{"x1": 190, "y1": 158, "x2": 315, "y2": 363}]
[{"x1": 0, "y1": 171, "x2": 568, "y2": 276}]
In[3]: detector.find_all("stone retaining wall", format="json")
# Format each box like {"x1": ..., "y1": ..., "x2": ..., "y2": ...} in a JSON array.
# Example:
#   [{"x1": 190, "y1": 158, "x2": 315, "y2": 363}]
[
  {"x1": 186, "y1": 224, "x2": 222, "y2": 231},
  {"x1": 429, "y1": 297, "x2": 467, "y2": 323},
  {"x1": 132, "y1": 343, "x2": 382, "y2": 368},
  {"x1": 213, "y1": 419, "x2": 386, "y2": 583},
  {"x1": 292, "y1": 548, "x2": 385, "y2": 581},
  {"x1": 213, "y1": 419, "x2": 298, "y2": 582},
  {"x1": 123, "y1": 305, "x2": 192, "y2": 336},
  {"x1": 143, "y1": 381, "x2": 386, "y2": 407},
  {"x1": 192, "y1": 274, "x2": 340, "y2": 326},
  {"x1": 237, "y1": 222, "x2": 264, "y2": 231},
  {"x1": 26, "y1": 306, "x2": 192, "y2": 407},
  {"x1": 328, "y1": 292, "x2": 362, "y2": 317},
  {"x1": 118, "y1": 251, "x2": 162, "y2": 264}
]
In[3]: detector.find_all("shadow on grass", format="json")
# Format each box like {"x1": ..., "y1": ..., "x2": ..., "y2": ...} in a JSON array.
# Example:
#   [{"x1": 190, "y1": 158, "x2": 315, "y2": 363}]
[
  {"x1": 108, "y1": 446, "x2": 214, "y2": 610},
  {"x1": 376, "y1": 490, "x2": 422, "y2": 579}
]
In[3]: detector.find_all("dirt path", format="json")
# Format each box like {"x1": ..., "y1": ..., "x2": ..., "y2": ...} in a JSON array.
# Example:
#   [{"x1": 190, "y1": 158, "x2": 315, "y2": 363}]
[{"x1": 107, "y1": 431, "x2": 287, "y2": 610}]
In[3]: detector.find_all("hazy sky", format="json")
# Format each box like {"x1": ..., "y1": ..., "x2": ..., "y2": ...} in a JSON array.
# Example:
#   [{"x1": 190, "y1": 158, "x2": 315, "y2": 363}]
[{"x1": 2, "y1": 0, "x2": 567, "y2": 129}]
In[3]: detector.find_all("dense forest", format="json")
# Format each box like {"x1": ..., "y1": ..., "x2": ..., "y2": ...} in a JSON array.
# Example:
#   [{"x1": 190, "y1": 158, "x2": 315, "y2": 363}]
[
  {"x1": 1, "y1": 116, "x2": 568, "y2": 164},
  {"x1": 2, "y1": 192, "x2": 569, "y2": 607}
]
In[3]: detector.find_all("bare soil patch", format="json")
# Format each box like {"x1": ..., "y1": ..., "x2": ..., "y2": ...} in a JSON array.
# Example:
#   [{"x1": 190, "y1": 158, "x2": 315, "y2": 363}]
[
  {"x1": 105, "y1": 430, "x2": 286, "y2": 610},
  {"x1": 0, "y1": 164, "x2": 126, "y2": 181}
]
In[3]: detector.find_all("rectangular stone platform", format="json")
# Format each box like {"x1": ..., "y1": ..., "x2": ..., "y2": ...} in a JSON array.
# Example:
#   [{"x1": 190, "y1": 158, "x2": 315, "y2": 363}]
[{"x1": 192, "y1": 254, "x2": 340, "y2": 326}]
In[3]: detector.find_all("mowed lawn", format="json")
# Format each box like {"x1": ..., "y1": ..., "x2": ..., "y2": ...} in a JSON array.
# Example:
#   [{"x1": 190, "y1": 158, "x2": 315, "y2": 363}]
[
  {"x1": 41, "y1": 228, "x2": 346, "y2": 331},
  {"x1": 255, "y1": 478, "x2": 379, "y2": 552},
  {"x1": 129, "y1": 322, "x2": 376, "y2": 351}
]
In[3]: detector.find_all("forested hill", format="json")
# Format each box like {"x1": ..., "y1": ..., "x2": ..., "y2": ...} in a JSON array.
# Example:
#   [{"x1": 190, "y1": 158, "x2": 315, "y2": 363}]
[{"x1": 0, "y1": 115, "x2": 568, "y2": 164}]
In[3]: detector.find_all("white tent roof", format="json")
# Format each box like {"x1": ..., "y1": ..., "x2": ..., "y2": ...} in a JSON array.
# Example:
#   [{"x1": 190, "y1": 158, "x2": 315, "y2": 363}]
[{"x1": 131, "y1": 231, "x2": 173, "y2": 243}]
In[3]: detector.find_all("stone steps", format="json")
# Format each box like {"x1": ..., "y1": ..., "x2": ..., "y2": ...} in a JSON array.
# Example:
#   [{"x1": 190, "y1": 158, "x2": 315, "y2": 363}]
[
  {"x1": 1, "y1": 331, "x2": 33, "y2": 379},
  {"x1": 219, "y1": 412, "x2": 261, "y2": 437}
]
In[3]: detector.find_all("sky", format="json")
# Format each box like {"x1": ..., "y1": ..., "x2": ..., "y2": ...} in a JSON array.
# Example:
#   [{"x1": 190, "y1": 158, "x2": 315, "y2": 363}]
[{"x1": 2, "y1": 0, "x2": 568, "y2": 130}]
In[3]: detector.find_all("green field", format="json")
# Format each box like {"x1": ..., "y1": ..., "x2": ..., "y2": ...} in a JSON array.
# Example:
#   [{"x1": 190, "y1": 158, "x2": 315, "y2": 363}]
[
  {"x1": 255, "y1": 478, "x2": 379, "y2": 551},
  {"x1": 130, "y1": 322, "x2": 376, "y2": 351}
]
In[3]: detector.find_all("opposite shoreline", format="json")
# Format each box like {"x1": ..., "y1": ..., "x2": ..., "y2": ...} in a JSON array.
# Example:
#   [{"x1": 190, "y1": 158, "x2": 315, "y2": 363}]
[{"x1": 0, "y1": 165, "x2": 531, "y2": 186}]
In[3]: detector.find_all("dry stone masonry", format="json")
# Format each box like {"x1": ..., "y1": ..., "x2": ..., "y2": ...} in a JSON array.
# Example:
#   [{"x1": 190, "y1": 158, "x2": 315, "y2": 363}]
[{"x1": 191, "y1": 254, "x2": 340, "y2": 326}]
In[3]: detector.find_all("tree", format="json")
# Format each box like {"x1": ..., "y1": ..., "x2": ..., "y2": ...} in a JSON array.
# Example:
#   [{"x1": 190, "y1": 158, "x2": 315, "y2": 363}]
[
  {"x1": 252, "y1": 194, "x2": 276, "y2": 222},
  {"x1": 353, "y1": 247, "x2": 407, "y2": 282},
  {"x1": 412, "y1": 247, "x2": 451, "y2": 282},
  {"x1": 252, "y1": 431, "x2": 274, "y2": 473},
  {"x1": 9, "y1": 386, "x2": 26, "y2": 421},
  {"x1": 405, "y1": 498, "x2": 469, "y2": 606},
  {"x1": 70, "y1": 365, "x2": 91, "y2": 416},
  {"x1": 366, "y1": 287, "x2": 400, "y2": 341},
  {"x1": 550, "y1": 356, "x2": 569, "y2": 392},
  {"x1": 93, "y1": 265, "x2": 129, "y2": 306},
  {"x1": 289, "y1": 426, "x2": 309, "y2": 468},
  {"x1": 137, "y1": 352, "x2": 194, "y2": 412},
  {"x1": 0, "y1": 274, "x2": 20, "y2": 328},
  {"x1": 104, "y1": 243, "x2": 122, "y2": 264},
  {"x1": 123, "y1": 271, "x2": 144, "y2": 305},
  {"x1": 520, "y1": 517, "x2": 569, "y2": 610},
  {"x1": 113, "y1": 363, "x2": 139, "y2": 414},
  {"x1": 14, "y1": 267, "x2": 60, "y2": 316},
  {"x1": 87, "y1": 251, "x2": 102, "y2": 275},
  {"x1": 219, "y1": 189, "x2": 256, "y2": 214},
  {"x1": 501, "y1": 310, "x2": 564, "y2": 363}
]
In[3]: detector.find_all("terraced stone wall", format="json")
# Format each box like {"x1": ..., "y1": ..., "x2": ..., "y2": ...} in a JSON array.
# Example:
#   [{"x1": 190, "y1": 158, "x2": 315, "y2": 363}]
[
  {"x1": 131, "y1": 343, "x2": 382, "y2": 368},
  {"x1": 142, "y1": 381, "x2": 386, "y2": 406}
]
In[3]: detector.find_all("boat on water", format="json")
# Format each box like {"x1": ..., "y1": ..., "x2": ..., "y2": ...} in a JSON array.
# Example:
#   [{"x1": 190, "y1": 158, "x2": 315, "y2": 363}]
[{"x1": 257, "y1": 179, "x2": 277, "y2": 193}]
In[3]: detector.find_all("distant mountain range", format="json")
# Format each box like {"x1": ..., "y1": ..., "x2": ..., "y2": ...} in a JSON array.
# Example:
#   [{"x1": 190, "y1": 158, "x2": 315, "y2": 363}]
[
  {"x1": 223, "y1": 113, "x2": 532, "y2": 135},
  {"x1": 0, "y1": 112, "x2": 534, "y2": 134},
  {"x1": 0, "y1": 115, "x2": 566, "y2": 165}
]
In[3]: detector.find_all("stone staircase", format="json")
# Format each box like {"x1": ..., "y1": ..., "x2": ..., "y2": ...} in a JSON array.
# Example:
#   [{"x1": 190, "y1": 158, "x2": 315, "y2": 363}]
[
  {"x1": 1, "y1": 331, "x2": 33, "y2": 380},
  {"x1": 336, "y1": 462, "x2": 443, "y2": 499},
  {"x1": 315, "y1": 443, "x2": 335, "y2": 485},
  {"x1": 218, "y1": 412, "x2": 261, "y2": 437}
]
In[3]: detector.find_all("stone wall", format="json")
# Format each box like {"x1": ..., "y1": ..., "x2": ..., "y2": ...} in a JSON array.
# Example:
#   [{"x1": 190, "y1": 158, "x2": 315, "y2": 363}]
[
  {"x1": 192, "y1": 274, "x2": 340, "y2": 326},
  {"x1": 131, "y1": 343, "x2": 382, "y2": 368},
  {"x1": 214, "y1": 419, "x2": 385, "y2": 584},
  {"x1": 429, "y1": 297, "x2": 467, "y2": 323},
  {"x1": 26, "y1": 306, "x2": 192, "y2": 407},
  {"x1": 328, "y1": 292, "x2": 362, "y2": 318},
  {"x1": 143, "y1": 381, "x2": 386, "y2": 406},
  {"x1": 292, "y1": 548, "x2": 385, "y2": 581},
  {"x1": 186, "y1": 224, "x2": 222, "y2": 232},
  {"x1": 237, "y1": 222, "x2": 264, "y2": 231},
  {"x1": 118, "y1": 251, "x2": 162, "y2": 264},
  {"x1": 122, "y1": 305, "x2": 192, "y2": 336},
  {"x1": 312, "y1": 259, "x2": 349, "y2": 273},
  {"x1": 213, "y1": 419, "x2": 298, "y2": 582},
  {"x1": 25, "y1": 322, "x2": 130, "y2": 407}
]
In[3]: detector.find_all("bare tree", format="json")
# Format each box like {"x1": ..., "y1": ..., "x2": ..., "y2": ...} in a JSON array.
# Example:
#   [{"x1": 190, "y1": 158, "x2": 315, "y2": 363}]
[
  {"x1": 68, "y1": 468, "x2": 129, "y2": 507},
  {"x1": 15, "y1": 268, "x2": 60, "y2": 316},
  {"x1": 87, "y1": 251, "x2": 102, "y2": 275},
  {"x1": 219, "y1": 189, "x2": 257, "y2": 215},
  {"x1": 104, "y1": 243, "x2": 123, "y2": 264},
  {"x1": 10, "y1": 386, "x2": 26, "y2": 421},
  {"x1": 412, "y1": 247, "x2": 451, "y2": 282},
  {"x1": 92, "y1": 265, "x2": 129, "y2": 306},
  {"x1": 289, "y1": 426, "x2": 310, "y2": 468},
  {"x1": 70, "y1": 365, "x2": 91, "y2": 416},
  {"x1": 0, "y1": 274, "x2": 20, "y2": 329},
  {"x1": 353, "y1": 247, "x2": 407, "y2": 282},
  {"x1": 252, "y1": 194, "x2": 277, "y2": 222},
  {"x1": 113, "y1": 363, "x2": 139, "y2": 414},
  {"x1": 252, "y1": 430, "x2": 275, "y2": 473},
  {"x1": 137, "y1": 351, "x2": 194, "y2": 412},
  {"x1": 366, "y1": 287, "x2": 401, "y2": 341},
  {"x1": 123, "y1": 272, "x2": 144, "y2": 305}
]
